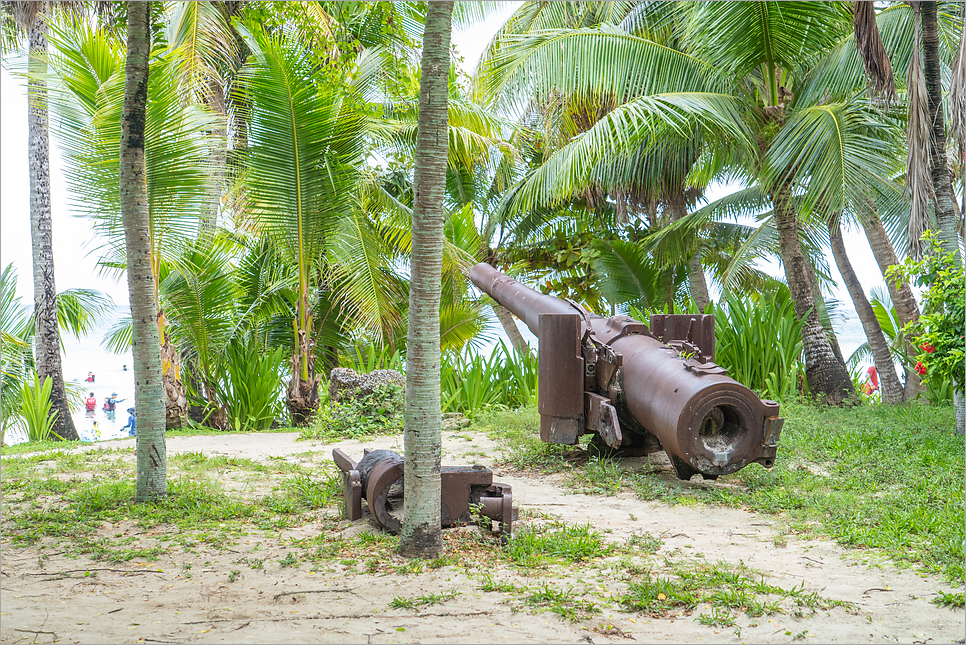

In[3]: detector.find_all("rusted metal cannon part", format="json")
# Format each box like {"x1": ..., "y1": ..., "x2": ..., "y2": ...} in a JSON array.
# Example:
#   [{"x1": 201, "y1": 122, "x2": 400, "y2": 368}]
[
  {"x1": 332, "y1": 448, "x2": 516, "y2": 536},
  {"x1": 469, "y1": 263, "x2": 784, "y2": 481}
]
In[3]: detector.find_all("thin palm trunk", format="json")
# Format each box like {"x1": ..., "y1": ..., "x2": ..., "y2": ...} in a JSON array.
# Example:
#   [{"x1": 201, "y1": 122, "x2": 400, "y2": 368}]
[
  {"x1": 668, "y1": 201, "x2": 711, "y2": 312},
  {"x1": 686, "y1": 254, "x2": 712, "y2": 312},
  {"x1": 493, "y1": 303, "x2": 528, "y2": 353},
  {"x1": 772, "y1": 183, "x2": 854, "y2": 404},
  {"x1": 121, "y1": 0, "x2": 166, "y2": 502},
  {"x1": 400, "y1": 0, "x2": 454, "y2": 559},
  {"x1": 922, "y1": 1, "x2": 964, "y2": 262},
  {"x1": 857, "y1": 199, "x2": 925, "y2": 400},
  {"x1": 828, "y1": 219, "x2": 904, "y2": 403},
  {"x1": 27, "y1": 10, "x2": 77, "y2": 441}
]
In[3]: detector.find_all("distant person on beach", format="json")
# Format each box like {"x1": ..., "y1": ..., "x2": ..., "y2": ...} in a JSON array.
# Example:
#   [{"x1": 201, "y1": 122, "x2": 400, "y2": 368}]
[
  {"x1": 862, "y1": 365, "x2": 879, "y2": 395},
  {"x1": 103, "y1": 393, "x2": 124, "y2": 413},
  {"x1": 122, "y1": 365, "x2": 128, "y2": 371},
  {"x1": 85, "y1": 392, "x2": 97, "y2": 412},
  {"x1": 85, "y1": 372, "x2": 95, "y2": 383},
  {"x1": 121, "y1": 408, "x2": 136, "y2": 436}
]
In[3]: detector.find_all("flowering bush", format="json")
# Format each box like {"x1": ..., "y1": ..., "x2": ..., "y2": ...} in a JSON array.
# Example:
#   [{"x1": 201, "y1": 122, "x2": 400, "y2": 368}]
[{"x1": 887, "y1": 232, "x2": 965, "y2": 393}]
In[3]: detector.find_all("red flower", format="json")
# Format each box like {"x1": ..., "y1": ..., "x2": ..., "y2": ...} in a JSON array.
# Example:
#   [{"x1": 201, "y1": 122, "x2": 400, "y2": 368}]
[
  {"x1": 920, "y1": 343, "x2": 936, "y2": 354},
  {"x1": 915, "y1": 361, "x2": 927, "y2": 376}
]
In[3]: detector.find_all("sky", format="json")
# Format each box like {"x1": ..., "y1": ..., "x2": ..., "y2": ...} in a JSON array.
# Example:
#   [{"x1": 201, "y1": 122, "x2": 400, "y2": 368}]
[{"x1": 1, "y1": 10, "x2": 882, "y2": 355}]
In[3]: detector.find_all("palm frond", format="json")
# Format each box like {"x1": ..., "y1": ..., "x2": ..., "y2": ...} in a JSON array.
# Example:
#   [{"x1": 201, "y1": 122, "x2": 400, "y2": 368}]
[
  {"x1": 476, "y1": 23, "x2": 724, "y2": 112},
  {"x1": 497, "y1": 92, "x2": 752, "y2": 220},
  {"x1": 853, "y1": 0, "x2": 896, "y2": 104},
  {"x1": 763, "y1": 100, "x2": 902, "y2": 217}
]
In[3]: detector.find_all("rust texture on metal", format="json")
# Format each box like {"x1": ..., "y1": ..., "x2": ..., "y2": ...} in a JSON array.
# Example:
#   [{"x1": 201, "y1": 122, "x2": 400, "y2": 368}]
[
  {"x1": 333, "y1": 448, "x2": 516, "y2": 536},
  {"x1": 538, "y1": 313, "x2": 584, "y2": 444},
  {"x1": 470, "y1": 262, "x2": 783, "y2": 480}
]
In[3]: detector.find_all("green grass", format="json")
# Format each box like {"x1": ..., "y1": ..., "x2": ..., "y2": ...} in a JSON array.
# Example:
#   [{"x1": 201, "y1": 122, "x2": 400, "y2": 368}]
[
  {"x1": 504, "y1": 522, "x2": 612, "y2": 567},
  {"x1": 619, "y1": 558, "x2": 850, "y2": 618},
  {"x1": 708, "y1": 401, "x2": 963, "y2": 583},
  {"x1": 523, "y1": 583, "x2": 601, "y2": 622},
  {"x1": 478, "y1": 401, "x2": 964, "y2": 584},
  {"x1": 1, "y1": 444, "x2": 344, "y2": 562},
  {"x1": 932, "y1": 590, "x2": 965, "y2": 609},
  {"x1": 390, "y1": 590, "x2": 459, "y2": 609}
]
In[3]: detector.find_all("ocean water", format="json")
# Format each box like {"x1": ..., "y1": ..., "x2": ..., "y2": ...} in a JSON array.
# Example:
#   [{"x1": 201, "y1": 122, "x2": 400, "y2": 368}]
[{"x1": 6, "y1": 320, "x2": 135, "y2": 445}]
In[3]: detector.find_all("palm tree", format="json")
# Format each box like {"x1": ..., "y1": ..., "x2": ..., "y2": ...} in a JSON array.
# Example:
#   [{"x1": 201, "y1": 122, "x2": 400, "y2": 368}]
[
  {"x1": 920, "y1": 1, "x2": 962, "y2": 261},
  {"x1": 477, "y1": 1, "x2": 863, "y2": 403},
  {"x1": 238, "y1": 24, "x2": 402, "y2": 424},
  {"x1": 1, "y1": 264, "x2": 113, "y2": 444},
  {"x1": 45, "y1": 19, "x2": 219, "y2": 429},
  {"x1": 828, "y1": 215, "x2": 904, "y2": 403},
  {"x1": 120, "y1": 0, "x2": 165, "y2": 502},
  {"x1": 400, "y1": 0, "x2": 454, "y2": 559},
  {"x1": 2, "y1": 1, "x2": 79, "y2": 440}
]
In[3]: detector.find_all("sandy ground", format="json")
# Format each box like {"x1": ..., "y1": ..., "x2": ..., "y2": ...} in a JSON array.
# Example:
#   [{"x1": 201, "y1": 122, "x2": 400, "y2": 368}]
[{"x1": 2, "y1": 431, "x2": 964, "y2": 644}]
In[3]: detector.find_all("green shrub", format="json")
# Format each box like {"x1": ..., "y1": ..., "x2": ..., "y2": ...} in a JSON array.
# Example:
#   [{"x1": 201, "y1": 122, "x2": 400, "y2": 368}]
[
  {"x1": 303, "y1": 382, "x2": 405, "y2": 439},
  {"x1": 712, "y1": 287, "x2": 805, "y2": 399},
  {"x1": 213, "y1": 340, "x2": 286, "y2": 431},
  {"x1": 341, "y1": 343, "x2": 404, "y2": 373},
  {"x1": 887, "y1": 231, "x2": 965, "y2": 396},
  {"x1": 20, "y1": 374, "x2": 58, "y2": 442},
  {"x1": 441, "y1": 342, "x2": 538, "y2": 415}
]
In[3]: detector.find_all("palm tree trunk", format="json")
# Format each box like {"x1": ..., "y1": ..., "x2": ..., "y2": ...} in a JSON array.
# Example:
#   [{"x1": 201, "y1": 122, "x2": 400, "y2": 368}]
[
  {"x1": 828, "y1": 219, "x2": 904, "y2": 403},
  {"x1": 400, "y1": 0, "x2": 454, "y2": 559},
  {"x1": 686, "y1": 254, "x2": 712, "y2": 312},
  {"x1": 668, "y1": 201, "x2": 711, "y2": 312},
  {"x1": 493, "y1": 303, "x2": 528, "y2": 353},
  {"x1": 922, "y1": 1, "x2": 964, "y2": 262},
  {"x1": 27, "y1": 11, "x2": 78, "y2": 442},
  {"x1": 856, "y1": 199, "x2": 925, "y2": 400},
  {"x1": 121, "y1": 1, "x2": 166, "y2": 502},
  {"x1": 800, "y1": 244, "x2": 846, "y2": 365},
  {"x1": 771, "y1": 184, "x2": 855, "y2": 404}
]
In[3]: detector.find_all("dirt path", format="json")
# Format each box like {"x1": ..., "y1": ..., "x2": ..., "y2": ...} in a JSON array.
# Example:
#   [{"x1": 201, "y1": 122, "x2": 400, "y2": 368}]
[{"x1": 2, "y1": 432, "x2": 963, "y2": 644}]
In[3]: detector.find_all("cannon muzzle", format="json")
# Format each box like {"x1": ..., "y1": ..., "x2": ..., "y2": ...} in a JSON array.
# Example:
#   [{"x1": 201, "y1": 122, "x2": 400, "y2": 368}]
[{"x1": 471, "y1": 263, "x2": 782, "y2": 480}]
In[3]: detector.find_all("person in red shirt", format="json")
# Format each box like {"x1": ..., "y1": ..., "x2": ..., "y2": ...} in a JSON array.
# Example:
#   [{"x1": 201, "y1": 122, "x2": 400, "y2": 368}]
[
  {"x1": 862, "y1": 366, "x2": 879, "y2": 395},
  {"x1": 85, "y1": 372, "x2": 95, "y2": 383},
  {"x1": 85, "y1": 392, "x2": 97, "y2": 412}
]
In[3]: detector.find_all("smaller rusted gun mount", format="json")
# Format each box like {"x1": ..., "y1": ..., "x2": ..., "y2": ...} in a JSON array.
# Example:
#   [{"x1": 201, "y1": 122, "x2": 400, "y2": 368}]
[{"x1": 333, "y1": 448, "x2": 516, "y2": 536}]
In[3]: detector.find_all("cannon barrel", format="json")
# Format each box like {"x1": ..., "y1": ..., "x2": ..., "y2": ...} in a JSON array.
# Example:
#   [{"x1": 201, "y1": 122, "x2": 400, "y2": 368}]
[
  {"x1": 470, "y1": 263, "x2": 782, "y2": 480},
  {"x1": 470, "y1": 262, "x2": 584, "y2": 337}
]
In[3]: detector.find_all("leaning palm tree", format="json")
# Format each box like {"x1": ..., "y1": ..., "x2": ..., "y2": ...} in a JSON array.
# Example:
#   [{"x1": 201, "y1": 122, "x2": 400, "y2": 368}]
[{"x1": 1, "y1": 1, "x2": 82, "y2": 440}]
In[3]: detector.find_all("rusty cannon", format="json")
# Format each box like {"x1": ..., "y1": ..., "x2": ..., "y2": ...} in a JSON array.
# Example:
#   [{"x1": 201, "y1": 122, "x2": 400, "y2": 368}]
[
  {"x1": 333, "y1": 447, "x2": 516, "y2": 536},
  {"x1": 470, "y1": 263, "x2": 783, "y2": 480}
]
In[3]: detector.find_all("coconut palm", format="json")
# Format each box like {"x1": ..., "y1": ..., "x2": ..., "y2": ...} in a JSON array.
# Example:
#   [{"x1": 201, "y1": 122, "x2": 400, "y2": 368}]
[
  {"x1": 400, "y1": 0, "x2": 454, "y2": 559},
  {"x1": 119, "y1": 0, "x2": 166, "y2": 501},
  {"x1": 1, "y1": 1, "x2": 87, "y2": 440},
  {"x1": 45, "y1": 18, "x2": 219, "y2": 428},
  {"x1": 237, "y1": 24, "x2": 403, "y2": 424}
]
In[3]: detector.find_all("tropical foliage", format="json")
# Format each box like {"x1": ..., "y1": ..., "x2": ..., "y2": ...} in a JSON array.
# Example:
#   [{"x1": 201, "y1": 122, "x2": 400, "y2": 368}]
[
  {"x1": 3, "y1": 1, "x2": 963, "y2": 442},
  {"x1": 888, "y1": 232, "x2": 966, "y2": 393}
]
